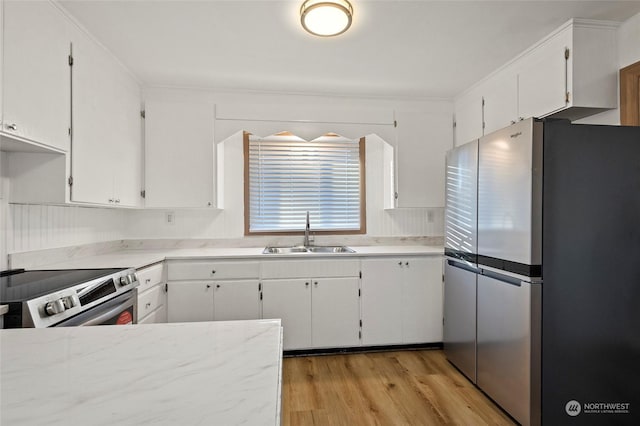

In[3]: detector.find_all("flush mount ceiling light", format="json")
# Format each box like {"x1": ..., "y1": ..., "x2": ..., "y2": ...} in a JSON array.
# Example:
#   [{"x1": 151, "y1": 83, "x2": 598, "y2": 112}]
[{"x1": 300, "y1": 0, "x2": 353, "y2": 37}]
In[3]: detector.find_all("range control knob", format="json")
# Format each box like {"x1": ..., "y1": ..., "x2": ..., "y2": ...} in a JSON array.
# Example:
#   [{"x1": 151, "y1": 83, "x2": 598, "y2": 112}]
[
  {"x1": 119, "y1": 275, "x2": 131, "y2": 286},
  {"x1": 127, "y1": 274, "x2": 137, "y2": 284},
  {"x1": 62, "y1": 296, "x2": 75, "y2": 309},
  {"x1": 45, "y1": 299, "x2": 66, "y2": 316}
]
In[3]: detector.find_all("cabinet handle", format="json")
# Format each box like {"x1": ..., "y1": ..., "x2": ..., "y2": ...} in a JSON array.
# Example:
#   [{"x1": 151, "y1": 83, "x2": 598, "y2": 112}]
[
  {"x1": 518, "y1": 117, "x2": 524, "y2": 121},
  {"x1": 305, "y1": 282, "x2": 309, "y2": 286},
  {"x1": 216, "y1": 284, "x2": 220, "y2": 288},
  {"x1": 145, "y1": 303, "x2": 151, "y2": 308},
  {"x1": 211, "y1": 270, "x2": 216, "y2": 275},
  {"x1": 207, "y1": 202, "x2": 212, "y2": 207},
  {"x1": 314, "y1": 281, "x2": 318, "y2": 286},
  {"x1": 405, "y1": 262, "x2": 409, "y2": 266},
  {"x1": 398, "y1": 261, "x2": 402, "y2": 266},
  {"x1": 206, "y1": 284, "x2": 211, "y2": 289},
  {"x1": 510, "y1": 120, "x2": 516, "y2": 125},
  {"x1": 5, "y1": 123, "x2": 17, "y2": 131},
  {"x1": 108, "y1": 198, "x2": 114, "y2": 203},
  {"x1": 115, "y1": 199, "x2": 120, "y2": 204},
  {"x1": 146, "y1": 278, "x2": 151, "y2": 283}
]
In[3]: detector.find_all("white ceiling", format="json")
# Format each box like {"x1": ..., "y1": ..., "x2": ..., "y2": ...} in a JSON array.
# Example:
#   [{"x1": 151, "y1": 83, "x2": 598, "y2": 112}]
[{"x1": 59, "y1": 0, "x2": 640, "y2": 99}]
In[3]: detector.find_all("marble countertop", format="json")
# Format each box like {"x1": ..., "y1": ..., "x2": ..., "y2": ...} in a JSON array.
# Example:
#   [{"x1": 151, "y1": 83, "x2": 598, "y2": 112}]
[
  {"x1": 0, "y1": 319, "x2": 283, "y2": 426},
  {"x1": 34, "y1": 245, "x2": 444, "y2": 270}
]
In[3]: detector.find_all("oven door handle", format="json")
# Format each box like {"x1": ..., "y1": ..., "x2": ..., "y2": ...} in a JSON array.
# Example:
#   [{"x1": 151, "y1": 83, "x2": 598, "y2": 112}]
[{"x1": 57, "y1": 291, "x2": 135, "y2": 327}]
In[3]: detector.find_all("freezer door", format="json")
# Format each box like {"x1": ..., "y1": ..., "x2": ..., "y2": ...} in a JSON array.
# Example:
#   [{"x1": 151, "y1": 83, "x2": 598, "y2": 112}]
[
  {"x1": 443, "y1": 259, "x2": 477, "y2": 383},
  {"x1": 477, "y1": 119, "x2": 542, "y2": 267},
  {"x1": 477, "y1": 272, "x2": 541, "y2": 426},
  {"x1": 445, "y1": 140, "x2": 478, "y2": 263}
]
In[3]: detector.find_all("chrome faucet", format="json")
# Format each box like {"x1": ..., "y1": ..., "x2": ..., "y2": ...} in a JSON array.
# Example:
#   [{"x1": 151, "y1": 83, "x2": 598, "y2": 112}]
[{"x1": 303, "y1": 211, "x2": 311, "y2": 247}]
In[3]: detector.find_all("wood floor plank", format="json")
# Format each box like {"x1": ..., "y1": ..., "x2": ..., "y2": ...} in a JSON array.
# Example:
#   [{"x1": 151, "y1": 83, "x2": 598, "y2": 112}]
[{"x1": 282, "y1": 349, "x2": 516, "y2": 426}]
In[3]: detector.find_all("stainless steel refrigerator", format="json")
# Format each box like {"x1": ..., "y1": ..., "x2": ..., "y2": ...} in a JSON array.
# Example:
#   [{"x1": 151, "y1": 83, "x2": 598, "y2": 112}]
[{"x1": 444, "y1": 118, "x2": 640, "y2": 426}]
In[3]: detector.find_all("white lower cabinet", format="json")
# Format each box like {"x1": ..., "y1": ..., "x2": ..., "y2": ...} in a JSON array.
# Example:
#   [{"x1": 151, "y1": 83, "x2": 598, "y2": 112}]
[
  {"x1": 311, "y1": 277, "x2": 360, "y2": 348},
  {"x1": 402, "y1": 257, "x2": 444, "y2": 343},
  {"x1": 167, "y1": 281, "x2": 214, "y2": 322},
  {"x1": 136, "y1": 263, "x2": 167, "y2": 324},
  {"x1": 166, "y1": 261, "x2": 261, "y2": 323},
  {"x1": 361, "y1": 256, "x2": 443, "y2": 346},
  {"x1": 262, "y1": 279, "x2": 312, "y2": 350},
  {"x1": 262, "y1": 276, "x2": 360, "y2": 350},
  {"x1": 213, "y1": 280, "x2": 261, "y2": 321}
]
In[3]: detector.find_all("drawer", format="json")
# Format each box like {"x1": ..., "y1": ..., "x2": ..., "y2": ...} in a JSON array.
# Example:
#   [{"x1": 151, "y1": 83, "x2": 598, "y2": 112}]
[
  {"x1": 136, "y1": 263, "x2": 165, "y2": 293},
  {"x1": 137, "y1": 285, "x2": 165, "y2": 321},
  {"x1": 261, "y1": 259, "x2": 360, "y2": 279},
  {"x1": 138, "y1": 304, "x2": 167, "y2": 324},
  {"x1": 168, "y1": 261, "x2": 260, "y2": 280}
]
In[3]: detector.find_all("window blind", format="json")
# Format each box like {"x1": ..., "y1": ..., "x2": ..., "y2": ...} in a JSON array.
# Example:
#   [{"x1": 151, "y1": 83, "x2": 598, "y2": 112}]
[{"x1": 247, "y1": 134, "x2": 363, "y2": 233}]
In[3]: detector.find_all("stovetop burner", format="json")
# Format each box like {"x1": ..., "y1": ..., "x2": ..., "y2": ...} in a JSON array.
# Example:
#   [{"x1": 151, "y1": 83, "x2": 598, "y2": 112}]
[{"x1": 0, "y1": 268, "x2": 126, "y2": 302}]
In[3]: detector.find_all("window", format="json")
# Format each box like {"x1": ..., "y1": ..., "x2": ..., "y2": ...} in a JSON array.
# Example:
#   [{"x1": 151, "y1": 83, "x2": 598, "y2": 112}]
[{"x1": 244, "y1": 132, "x2": 366, "y2": 235}]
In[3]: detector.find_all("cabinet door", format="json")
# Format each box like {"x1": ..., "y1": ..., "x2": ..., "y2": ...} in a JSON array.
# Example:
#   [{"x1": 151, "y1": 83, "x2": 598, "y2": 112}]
[
  {"x1": 360, "y1": 259, "x2": 403, "y2": 345},
  {"x1": 167, "y1": 281, "x2": 214, "y2": 322},
  {"x1": 70, "y1": 24, "x2": 141, "y2": 206},
  {"x1": 262, "y1": 279, "x2": 311, "y2": 350},
  {"x1": 311, "y1": 278, "x2": 360, "y2": 348},
  {"x1": 402, "y1": 257, "x2": 443, "y2": 343},
  {"x1": 144, "y1": 100, "x2": 215, "y2": 208},
  {"x1": 3, "y1": 0, "x2": 70, "y2": 151},
  {"x1": 483, "y1": 71, "x2": 518, "y2": 135},
  {"x1": 395, "y1": 109, "x2": 452, "y2": 207},
  {"x1": 213, "y1": 280, "x2": 261, "y2": 321},
  {"x1": 454, "y1": 93, "x2": 483, "y2": 145},
  {"x1": 518, "y1": 26, "x2": 571, "y2": 119}
]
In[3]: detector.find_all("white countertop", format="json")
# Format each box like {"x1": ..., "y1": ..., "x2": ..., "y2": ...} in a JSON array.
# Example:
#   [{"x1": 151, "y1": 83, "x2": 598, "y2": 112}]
[
  {"x1": 0, "y1": 305, "x2": 8, "y2": 316},
  {"x1": 0, "y1": 319, "x2": 283, "y2": 426},
  {"x1": 35, "y1": 245, "x2": 443, "y2": 270}
]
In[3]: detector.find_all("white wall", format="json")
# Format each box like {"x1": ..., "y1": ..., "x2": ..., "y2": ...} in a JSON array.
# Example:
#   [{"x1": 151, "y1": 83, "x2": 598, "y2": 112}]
[{"x1": 576, "y1": 12, "x2": 640, "y2": 125}]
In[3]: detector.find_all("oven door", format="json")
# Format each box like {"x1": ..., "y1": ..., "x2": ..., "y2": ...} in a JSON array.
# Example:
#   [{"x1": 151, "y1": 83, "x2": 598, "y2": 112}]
[{"x1": 56, "y1": 290, "x2": 136, "y2": 327}]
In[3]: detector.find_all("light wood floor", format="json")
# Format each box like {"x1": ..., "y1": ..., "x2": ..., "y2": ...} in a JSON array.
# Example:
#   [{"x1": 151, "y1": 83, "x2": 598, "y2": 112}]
[{"x1": 282, "y1": 349, "x2": 516, "y2": 426}]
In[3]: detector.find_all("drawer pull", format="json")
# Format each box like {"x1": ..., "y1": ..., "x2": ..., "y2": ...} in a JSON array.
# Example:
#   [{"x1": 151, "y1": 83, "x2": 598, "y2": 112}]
[
  {"x1": 145, "y1": 303, "x2": 151, "y2": 308},
  {"x1": 146, "y1": 278, "x2": 151, "y2": 283},
  {"x1": 211, "y1": 270, "x2": 216, "y2": 275}
]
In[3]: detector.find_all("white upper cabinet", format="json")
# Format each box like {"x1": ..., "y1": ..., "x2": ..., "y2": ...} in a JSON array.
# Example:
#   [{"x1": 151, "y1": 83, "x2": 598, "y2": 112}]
[
  {"x1": 517, "y1": 27, "x2": 571, "y2": 120},
  {"x1": 395, "y1": 108, "x2": 453, "y2": 208},
  {"x1": 453, "y1": 92, "x2": 483, "y2": 146},
  {"x1": 69, "y1": 24, "x2": 142, "y2": 207},
  {"x1": 482, "y1": 67, "x2": 518, "y2": 135},
  {"x1": 2, "y1": 0, "x2": 71, "y2": 152},
  {"x1": 144, "y1": 100, "x2": 215, "y2": 208},
  {"x1": 455, "y1": 19, "x2": 618, "y2": 142},
  {"x1": 519, "y1": 21, "x2": 617, "y2": 120}
]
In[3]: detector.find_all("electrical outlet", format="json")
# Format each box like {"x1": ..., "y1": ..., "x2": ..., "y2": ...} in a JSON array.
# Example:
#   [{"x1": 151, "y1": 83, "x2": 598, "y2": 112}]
[{"x1": 166, "y1": 211, "x2": 176, "y2": 225}]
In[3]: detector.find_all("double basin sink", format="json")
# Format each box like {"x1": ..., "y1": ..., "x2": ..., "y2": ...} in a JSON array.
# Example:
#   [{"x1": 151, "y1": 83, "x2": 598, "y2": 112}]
[{"x1": 263, "y1": 245, "x2": 355, "y2": 254}]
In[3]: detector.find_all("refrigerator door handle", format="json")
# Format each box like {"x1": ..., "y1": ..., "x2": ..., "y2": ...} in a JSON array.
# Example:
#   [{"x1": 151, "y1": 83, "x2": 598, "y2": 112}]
[
  {"x1": 481, "y1": 269, "x2": 522, "y2": 287},
  {"x1": 446, "y1": 258, "x2": 479, "y2": 274}
]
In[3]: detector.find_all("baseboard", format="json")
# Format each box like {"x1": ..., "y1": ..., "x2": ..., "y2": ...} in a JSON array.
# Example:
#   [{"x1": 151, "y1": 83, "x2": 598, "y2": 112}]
[{"x1": 284, "y1": 342, "x2": 443, "y2": 357}]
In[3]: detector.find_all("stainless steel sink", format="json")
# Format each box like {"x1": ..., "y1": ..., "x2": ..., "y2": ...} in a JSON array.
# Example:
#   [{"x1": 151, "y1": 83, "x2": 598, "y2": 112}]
[
  {"x1": 306, "y1": 246, "x2": 355, "y2": 253},
  {"x1": 262, "y1": 246, "x2": 355, "y2": 254},
  {"x1": 262, "y1": 246, "x2": 309, "y2": 254}
]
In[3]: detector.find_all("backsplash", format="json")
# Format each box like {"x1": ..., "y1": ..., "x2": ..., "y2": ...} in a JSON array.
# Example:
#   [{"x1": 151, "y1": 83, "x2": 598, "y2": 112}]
[
  {"x1": 4, "y1": 203, "x2": 444, "y2": 267},
  {"x1": 123, "y1": 207, "x2": 445, "y2": 240},
  {"x1": 6, "y1": 204, "x2": 127, "y2": 256}
]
